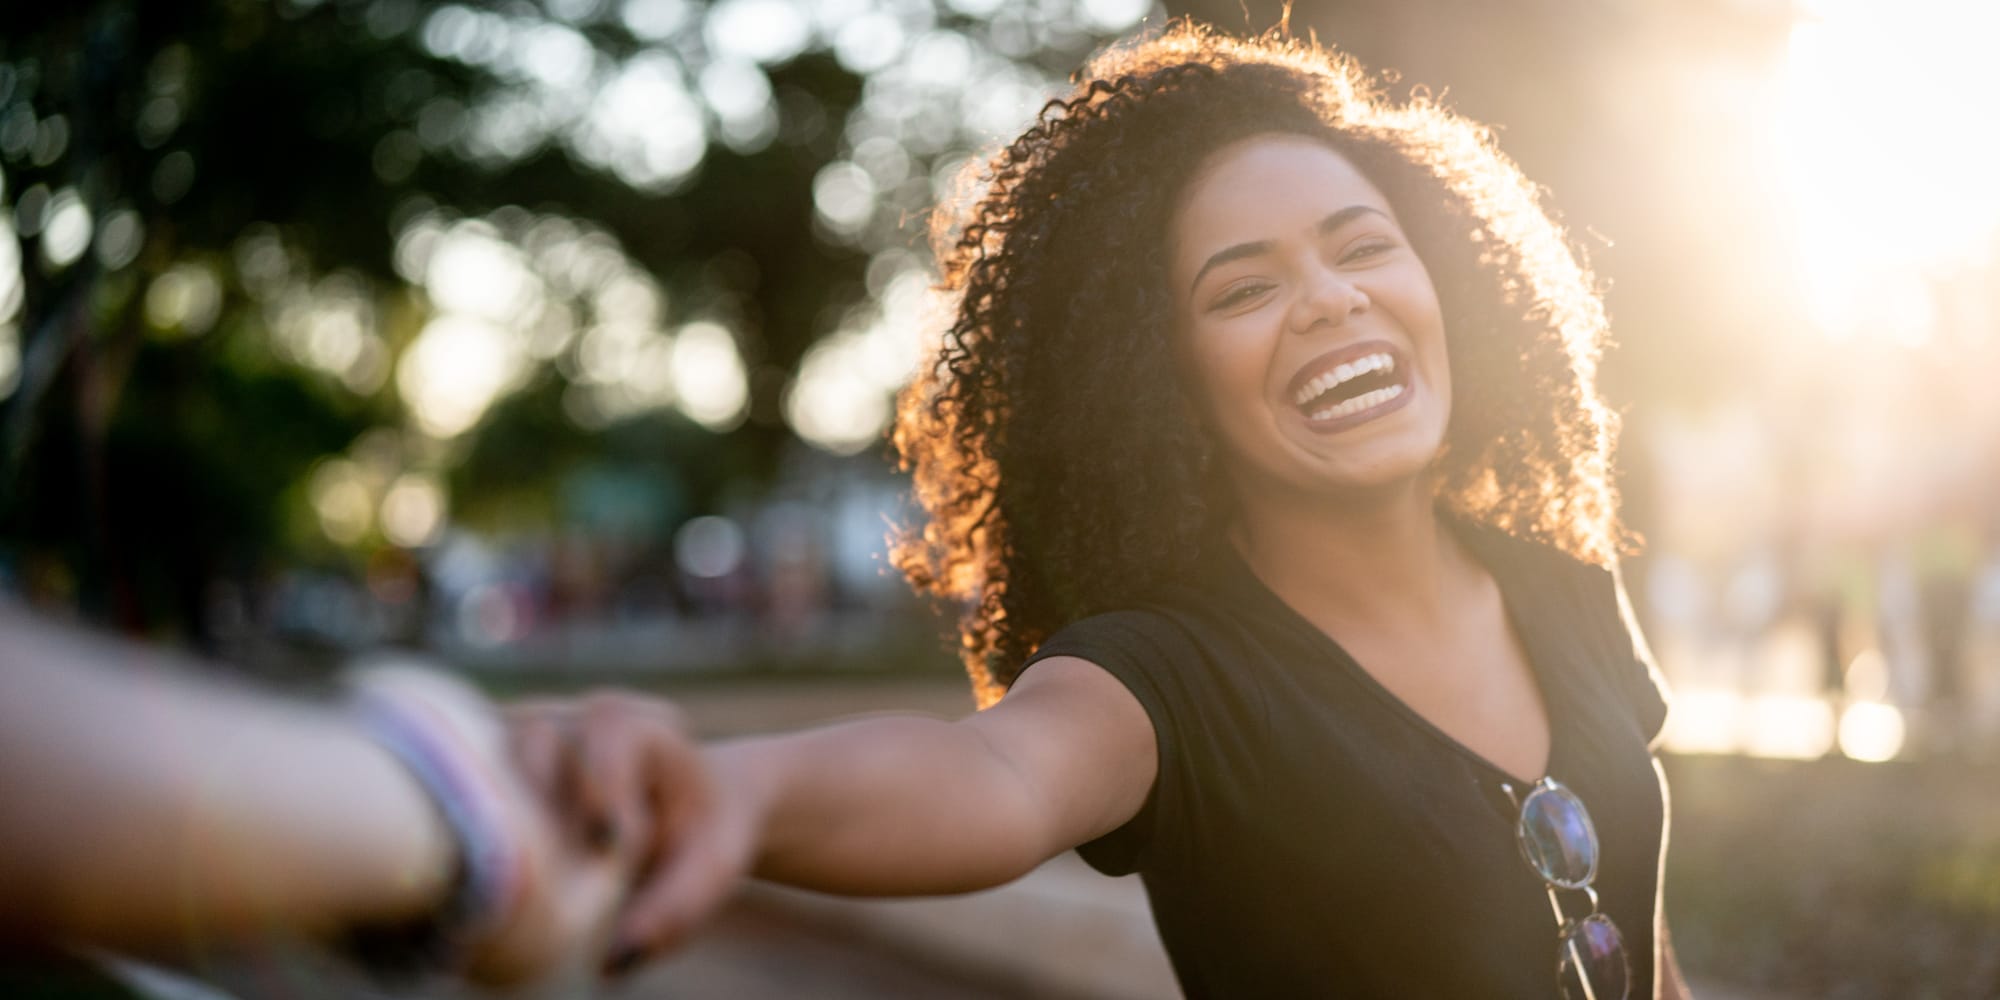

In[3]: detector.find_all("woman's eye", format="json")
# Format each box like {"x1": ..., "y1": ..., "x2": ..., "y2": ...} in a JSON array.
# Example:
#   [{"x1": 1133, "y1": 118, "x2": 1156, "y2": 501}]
[
  {"x1": 1214, "y1": 283, "x2": 1270, "y2": 309},
  {"x1": 1341, "y1": 239, "x2": 1395, "y2": 263}
]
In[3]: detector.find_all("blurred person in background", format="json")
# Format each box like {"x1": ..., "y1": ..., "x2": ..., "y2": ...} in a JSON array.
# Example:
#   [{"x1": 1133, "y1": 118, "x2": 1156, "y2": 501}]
[
  {"x1": 518, "y1": 22, "x2": 1685, "y2": 1000},
  {"x1": 0, "y1": 602, "x2": 636, "y2": 996}
]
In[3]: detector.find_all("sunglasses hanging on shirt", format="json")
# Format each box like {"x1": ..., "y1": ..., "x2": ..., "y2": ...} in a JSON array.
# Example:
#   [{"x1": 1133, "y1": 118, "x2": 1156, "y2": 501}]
[{"x1": 1504, "y1": 775, "x2": 1630, "y2": 1000}]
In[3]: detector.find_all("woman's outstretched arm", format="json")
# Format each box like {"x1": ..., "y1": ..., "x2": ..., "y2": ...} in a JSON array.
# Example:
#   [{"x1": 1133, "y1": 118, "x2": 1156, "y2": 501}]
[{"x1": 509, "y1": 655, "x2": 1158, "y2": 968}]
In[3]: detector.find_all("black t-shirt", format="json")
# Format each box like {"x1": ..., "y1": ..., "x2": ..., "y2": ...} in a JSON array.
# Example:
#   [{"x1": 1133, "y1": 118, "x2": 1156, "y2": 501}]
[{"x1": 1018, "y1": 519, "x2": 1671, "y2": 999}]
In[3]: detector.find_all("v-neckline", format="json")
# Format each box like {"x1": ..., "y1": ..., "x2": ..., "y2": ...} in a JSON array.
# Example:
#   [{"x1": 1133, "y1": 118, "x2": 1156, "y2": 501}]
[{"x1": 1221, "y1": 515, "x2": 1562, "y2": 787}]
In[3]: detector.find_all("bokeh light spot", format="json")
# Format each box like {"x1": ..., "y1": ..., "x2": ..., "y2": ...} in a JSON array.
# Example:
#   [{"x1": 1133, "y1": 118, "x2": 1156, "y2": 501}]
[
  {"x1": 94, "y1": 209, "x2": 145, "y2": 270},
  {"x1": 152, "y1": 150, "x2": 195, "y2": 204},
  {"x1": 309, "y1": 459, "x2": 375, "y2": 546},
  {"x1": 398, "y1": 314, "x2": 525, "y2": 437},
  {"x1": 706, "y1": 0, "x2": 810, "y2": 65},
  {"x1": 1741, "y1": 694, "x2": 1836, "y2": 761},
  {"x1": 670, "y1": 320, "x2": 749, "y2": 431},
  {"x1": 581, "y1": 54, "x2": 707, "y2": 190},
  {"x1": 38, "y1": 188, "x2": 91, "y2": 269},
  {"x1": 144, "y1": 263, "x2": 222, "y2": 336},
  {"x1": 833, "y1": 12, "x2": 906, "y2": 74},
  {"x1": 0, "y1": 214, "x2": 21, "y2": 323},
  {"x1": 381, "y1": 473, "x2": 448, "y2": 548},
  {"x1": 619, "y1": 0, "x2": 690, "y2": 41},
  {"x1": 812, "y1": 161, "x2": 876, "y2": 235},
  {"x1": 1081, "y1": 0, "x2": 1151, "y2": 32},
  {"x1": 425, "y1": 221, "x2": 539, "y2": 322},
  {"x1": 675, "y1": 515, "x2": 745, "y2": 579},
  {"x1": 458, "y1": 582, "x2": 526, "y2": 646},
  {"x1": 785, "y1": 349, "x2": 889, "y2": 455},
  {"x1": 1838, "y1": 701, "x2": 1906, "y2": 763},
  {"x1": 1662, "y1": 689, "x2": 1745, "y2": 756},
  {"x1": 0, "y1": 323, "x2": 18, "y2": 402}
]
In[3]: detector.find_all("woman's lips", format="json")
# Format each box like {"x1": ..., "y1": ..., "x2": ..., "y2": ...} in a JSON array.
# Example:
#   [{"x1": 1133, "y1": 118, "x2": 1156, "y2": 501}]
[
  {"x1": 1299, "y1": 367, "x2": 1414, "y2": 433},
  {"x1": 1284, "y1": 340, "x2": 1416, "y2": 434}
]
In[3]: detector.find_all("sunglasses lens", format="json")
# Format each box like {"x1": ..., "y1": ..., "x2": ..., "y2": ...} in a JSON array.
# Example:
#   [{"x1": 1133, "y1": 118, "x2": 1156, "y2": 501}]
[
  {"x1": 1519, "y1": 781, "x2": 1598, "y2": 888},
  {"x1": 1557, "y1": 913, "x2": 1629, "y2": 1000}
]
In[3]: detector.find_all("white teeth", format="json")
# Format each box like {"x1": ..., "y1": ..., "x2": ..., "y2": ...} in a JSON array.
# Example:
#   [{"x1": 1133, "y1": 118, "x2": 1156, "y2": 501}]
[
  {"x1": 1292, "y1": 352, "x2": 1398, "y2": 407},
  {"x1": 1308, "y1": 381, "x2": 1405, "y2": 422}
]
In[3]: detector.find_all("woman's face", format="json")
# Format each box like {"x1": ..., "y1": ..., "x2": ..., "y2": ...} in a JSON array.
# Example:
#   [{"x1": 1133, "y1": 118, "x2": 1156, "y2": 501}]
[{"x1": 1169, "y1": 133, "x2": 1451, "y2": 503}]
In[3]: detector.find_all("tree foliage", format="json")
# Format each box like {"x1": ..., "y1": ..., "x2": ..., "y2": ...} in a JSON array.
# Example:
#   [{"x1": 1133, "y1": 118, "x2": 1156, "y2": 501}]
[{"x1": 0, "y1": 0, "x2": 1134, "y2": 636}]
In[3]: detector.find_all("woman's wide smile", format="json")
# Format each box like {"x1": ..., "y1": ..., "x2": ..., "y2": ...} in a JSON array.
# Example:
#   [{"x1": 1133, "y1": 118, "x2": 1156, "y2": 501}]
[{"x1": 1285, "y1": 338, "x2": 1416, "y2": 434}]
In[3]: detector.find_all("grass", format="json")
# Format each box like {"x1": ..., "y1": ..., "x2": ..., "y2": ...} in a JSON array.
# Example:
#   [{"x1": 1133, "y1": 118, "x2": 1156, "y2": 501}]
[{"x1": 1664, "y1": 753, "x2": 2000, "y2": 999}]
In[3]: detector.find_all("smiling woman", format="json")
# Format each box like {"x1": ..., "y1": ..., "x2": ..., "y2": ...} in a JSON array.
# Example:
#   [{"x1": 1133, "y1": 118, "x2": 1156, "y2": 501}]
[
  {"x1": 504, "y1": 21, "x2": 1685, "y2": 1000},
  {"x1": 895, "y1": 23, "x2": 1625, "y2": 704}
]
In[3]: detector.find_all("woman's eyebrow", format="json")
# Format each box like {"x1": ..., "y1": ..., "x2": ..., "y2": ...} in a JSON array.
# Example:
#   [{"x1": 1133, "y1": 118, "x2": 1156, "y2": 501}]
[
  {"x1": 1188, "y1": 205, "x2": 1391, "y2": 293},
  {"x1": 1317, "y1": 204, "x2": 1388, "y2": 237}
]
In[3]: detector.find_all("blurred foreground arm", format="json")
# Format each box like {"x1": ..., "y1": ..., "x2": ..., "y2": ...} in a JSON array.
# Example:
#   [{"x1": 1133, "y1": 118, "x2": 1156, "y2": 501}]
[
  {"x1": 0, "y1": 605, "x2": 621, "y2": 986},
  {"x1": 512, "y1": 656, "x2": 1156, "y2": 968}
]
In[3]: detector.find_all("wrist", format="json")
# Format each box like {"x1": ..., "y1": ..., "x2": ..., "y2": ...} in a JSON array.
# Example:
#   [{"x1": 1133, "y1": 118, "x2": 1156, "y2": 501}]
[
  {"x1": 347, "y1": 729, "x2": 463, "y2": 919},
  {"x1": 343, "y1": 664, "x2": 532, "y2": 974},
  {"x1": 707, "y1": 738, "x2": 783, "y2": 876}
]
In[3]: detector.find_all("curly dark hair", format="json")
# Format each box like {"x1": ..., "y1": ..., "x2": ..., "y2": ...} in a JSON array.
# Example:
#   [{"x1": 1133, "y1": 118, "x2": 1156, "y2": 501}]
[{"x1": 893, "y1": 21, "x2": 1626, "y2": 708}]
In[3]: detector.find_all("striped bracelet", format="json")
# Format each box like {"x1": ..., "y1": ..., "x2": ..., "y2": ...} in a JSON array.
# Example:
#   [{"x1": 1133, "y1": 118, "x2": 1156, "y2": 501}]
[{"x1": 348, "y1": 666, "x2": 530, "y2": 969}]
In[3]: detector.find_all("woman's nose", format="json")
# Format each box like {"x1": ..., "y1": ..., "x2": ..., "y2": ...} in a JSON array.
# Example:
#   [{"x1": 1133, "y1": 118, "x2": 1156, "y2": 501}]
[{"x1": 1287, "y1": 265, "x2": 1369, "y2": 335}]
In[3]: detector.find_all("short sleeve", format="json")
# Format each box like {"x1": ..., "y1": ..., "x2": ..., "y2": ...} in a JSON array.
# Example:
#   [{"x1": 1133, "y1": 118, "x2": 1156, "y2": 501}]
[
  {"x1": 1609, "y1": 562, "x2": 1671, "y2": 749},
  {"x1": 1462, "y1": 518, "x2": 1671, "y2": 752},
  {"x1": 1013, "y1": 610, "x2": 1196, "y2": 876}
]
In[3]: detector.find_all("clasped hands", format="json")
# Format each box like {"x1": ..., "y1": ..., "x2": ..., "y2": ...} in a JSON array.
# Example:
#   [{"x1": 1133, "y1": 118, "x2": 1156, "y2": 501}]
[{"x1": 449, "y1": 689, "x2": 745, "y2": 989}]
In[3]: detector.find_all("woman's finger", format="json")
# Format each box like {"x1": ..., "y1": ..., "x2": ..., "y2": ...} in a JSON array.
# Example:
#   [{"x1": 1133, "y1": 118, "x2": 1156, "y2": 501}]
[
  {"x1": 604, "y1": 817, "x2": 742, "y2": 975},
  {"x1": 574, "y1": 692, "x2": 661, "y2": 856},
  {"x1": 608, "y1": 732, "x2": 733, "y2": 975},
  {"x1": 504, "y1": 700, "x2": 575, "y2": 807}
]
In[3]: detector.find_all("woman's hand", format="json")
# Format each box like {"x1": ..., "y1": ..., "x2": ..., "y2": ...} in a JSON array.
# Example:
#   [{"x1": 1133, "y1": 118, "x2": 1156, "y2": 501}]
[
  {"x1": 504, "y1": 691, "x2": 762, "y2": 975},
  {"x1": 496, "y1": 659, "x2": 1157, "y2": 973},
  {"x1": 454, "y1": 793, "x2": 628, "y2": 989},
  {"x1": 344, "y1": 665, "x2": 631, "y2": 989}
]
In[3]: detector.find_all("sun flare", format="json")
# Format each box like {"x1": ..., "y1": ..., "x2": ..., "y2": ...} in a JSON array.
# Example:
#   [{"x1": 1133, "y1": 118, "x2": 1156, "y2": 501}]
[{"x1": 1774, "y1": 0, "x2": 2000, "y2": 342}]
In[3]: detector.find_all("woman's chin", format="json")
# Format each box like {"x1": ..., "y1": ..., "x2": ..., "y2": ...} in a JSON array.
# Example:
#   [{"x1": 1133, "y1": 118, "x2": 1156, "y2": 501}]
[
  {"x1": 1291, "y1": 424, "x2": 1446, "y2": 498},
  {"x1": 1234, "y1": 453, "x2": 1438, "y2": 508}
]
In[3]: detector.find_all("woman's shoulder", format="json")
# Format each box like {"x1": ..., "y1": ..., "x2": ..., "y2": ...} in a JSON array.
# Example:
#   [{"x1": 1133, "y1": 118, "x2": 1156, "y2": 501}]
[
  {"x1": 1455, "y1": 514, "x2": 1672, "y2": 738},
  {"x1": 1452, "y1": 514, "x2": 1618, "y2": 594},
  {"x1": 1023, "y1": 583, "x2": 1253, "y2": 686},
  {"x1": 1032, "y1": 599, "x2": 1215, "y2": 659}
]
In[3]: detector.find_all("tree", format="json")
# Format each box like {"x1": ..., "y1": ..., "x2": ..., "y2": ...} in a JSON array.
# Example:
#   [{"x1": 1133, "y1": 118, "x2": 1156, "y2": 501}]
[{"x1": 0, "y1": 0, "x2": 1147, "y2": 641}]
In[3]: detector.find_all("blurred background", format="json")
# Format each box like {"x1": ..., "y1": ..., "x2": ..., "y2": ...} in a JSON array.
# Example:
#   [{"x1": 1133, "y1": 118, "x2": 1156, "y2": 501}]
[{"x1": 5, "y1": 0, "x2": 2000, "y2": 996}]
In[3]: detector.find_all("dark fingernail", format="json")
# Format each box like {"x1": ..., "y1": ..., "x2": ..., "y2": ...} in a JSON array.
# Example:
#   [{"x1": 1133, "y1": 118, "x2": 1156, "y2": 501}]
[
  {"x1": 603, "y1": 943, "x2": 642, "y2": 977},
  {"x1": 587, "y1": 817, "x2": 617, "y2": 851}
]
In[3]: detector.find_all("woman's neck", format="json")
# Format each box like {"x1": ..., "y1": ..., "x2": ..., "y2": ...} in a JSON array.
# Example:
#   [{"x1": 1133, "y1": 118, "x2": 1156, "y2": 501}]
[{"x1": 1228, "y1": 475, "x2": 1469, "y2": 634}]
